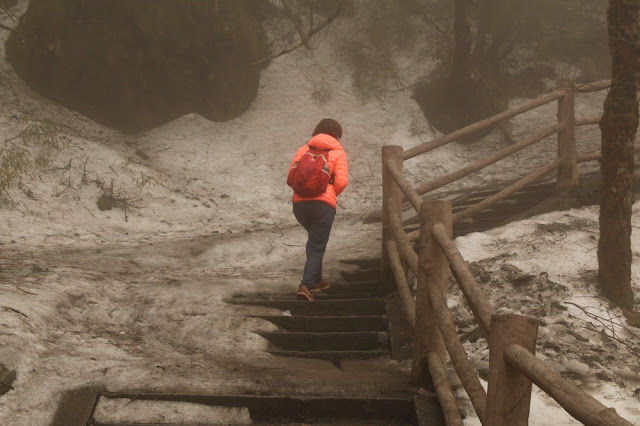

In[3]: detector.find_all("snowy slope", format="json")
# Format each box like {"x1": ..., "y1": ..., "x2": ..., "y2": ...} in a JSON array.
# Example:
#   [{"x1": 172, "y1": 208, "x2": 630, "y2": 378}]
[{"x1": 0, "y1": 2, "x2": 638, "y2": 425}]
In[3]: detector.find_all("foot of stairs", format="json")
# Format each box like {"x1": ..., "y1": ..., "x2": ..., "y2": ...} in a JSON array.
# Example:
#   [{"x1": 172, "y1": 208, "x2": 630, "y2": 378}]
[{"x1": 53, "y1": 389, "x2": 444, "y2": 425}]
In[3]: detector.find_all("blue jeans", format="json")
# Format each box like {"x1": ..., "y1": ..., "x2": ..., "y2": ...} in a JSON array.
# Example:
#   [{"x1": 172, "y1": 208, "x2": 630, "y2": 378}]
[{"x1": 293, "y1": 201, "x2": 336, "y2": 288}]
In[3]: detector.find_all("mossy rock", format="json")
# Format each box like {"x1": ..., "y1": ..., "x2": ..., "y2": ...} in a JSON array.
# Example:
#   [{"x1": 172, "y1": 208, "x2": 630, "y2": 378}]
[
  {"x1": 0, "y1": 0, "x2": 18, "y2": 8},
  {"x1": 97, "y1": 195, "x2": 114, "y2": 211},
  {"x1": 6, "y1": 0, "x2": 269, "y2": 132}
]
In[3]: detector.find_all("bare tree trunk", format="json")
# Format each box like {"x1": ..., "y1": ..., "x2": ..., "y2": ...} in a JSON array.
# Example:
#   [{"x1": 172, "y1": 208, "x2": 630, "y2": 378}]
[
  {"x1": 448, "y1": 0, "x2": 473, "y2": 124},
  {"x1": 451, "y1": 0, "x2": 472, "y2": 88},
  {"x1": 597, "y1": 0, "x2": 639, "y2": 309}
]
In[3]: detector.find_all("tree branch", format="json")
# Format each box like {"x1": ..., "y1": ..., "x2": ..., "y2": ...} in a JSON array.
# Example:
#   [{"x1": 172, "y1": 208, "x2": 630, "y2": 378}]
[{"x1": 252, "y1": 1, "x2": 345, "y2": 66}]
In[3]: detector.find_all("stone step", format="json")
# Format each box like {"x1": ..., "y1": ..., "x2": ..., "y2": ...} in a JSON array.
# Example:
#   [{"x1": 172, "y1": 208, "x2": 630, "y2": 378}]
[
  {"x1": 267, "y1": 349, "x2": 391, "y2": 362},
  {"x1": 312, "y1": 292, "x2": 379, "y2": 300},
  {"x1": 322, "y1": 280, "x2": 379, "y2": 294},
  {"x1": 239, "y1": 292, "x2": 378, "y2": 301},
  {"x1": 255, "y1": 315, "x2": 389, "y2": 332},
  {"x1": 91, "y1": 392, "x2": 436, "y2": 425},
  {"x1": 341, "y1": 269, "x2": 381, "y2": 283},
  {"x1": 259, "y1": 331, "x2": 389, "y2": 352},
  {"x1": 230, "y1": 298, "x2": 386, "y2": 316}
]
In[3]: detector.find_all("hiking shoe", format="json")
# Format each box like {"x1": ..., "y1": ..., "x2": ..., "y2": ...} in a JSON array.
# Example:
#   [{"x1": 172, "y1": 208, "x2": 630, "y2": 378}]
[
  {"x1": 309, "y1": 280, "x2": 331, "y2": 293},
  {"x1": 296, "y1": 285, "x2": 314, "y2": 301}
]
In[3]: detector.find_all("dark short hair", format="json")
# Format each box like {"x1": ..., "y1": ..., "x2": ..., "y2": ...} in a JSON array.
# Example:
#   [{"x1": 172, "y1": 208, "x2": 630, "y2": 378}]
[{"x1": 312, "y1": 118, "x2": 342, "y2": 140}]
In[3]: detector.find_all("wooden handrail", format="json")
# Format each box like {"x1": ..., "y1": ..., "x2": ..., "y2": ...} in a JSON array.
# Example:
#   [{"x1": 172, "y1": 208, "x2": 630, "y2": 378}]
[
  {"x1": 486, "y1": 315, "x2": 538, "y2": 425},
  {"x1": 381, "y1": 145, "x2": 405, "y2": 294},
  {"x1": 413, "y1": 201, "x2": 450, "y2": 385},
  {"x1": 574, "y1": 79, "x2": 611, "y2": 92},
  {"x1": 387, "y1": 207, "x2": 419, "y2": 274},
  {"x1": 425, "y1": 265, "x2": 488, "y2": 423},
  {"x1": 576, "y1": 115, "x2": 602, "y2": 126},
  {"x1": 385, "y1": 160, "x2": 423, "y2": 213},
  {"x1": 415, "y1": 124, "x2": 562, "y2": 196},
  {"x1": 403, "y1": 90, "x2": 565, "y2": 160},
  {"x1": 578, "y1": 151, "x2": 602, "y2": 163},
  {"x1": 384, "y1": 240, "x2": 416, "y2": 328},
  {"x1": 577, "y1": 145, "x2": 640, "y2": 163},
  {"x1": 427, "y1": 351, "x2": 464, "y2": 426},
  {"x1": 432, "y1": 223, "x2": 495, "y2": 338},
  {"x1": 505, "y1": 344, "x2": 633, "y2": 426},
  {"x1": 380, "y1": 78, "x2": 633, "y2": 426},
  {"x1": 453, "y1": 159, "x2": 560, "y2": 223}
]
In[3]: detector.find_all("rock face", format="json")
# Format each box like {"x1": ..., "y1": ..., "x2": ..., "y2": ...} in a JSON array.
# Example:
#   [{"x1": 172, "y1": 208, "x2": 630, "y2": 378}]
[
  {"x1": 0, "y1": 0, "x2": 18, "y2": 9},
  {"x1": 6, "y1": 0, "x2": 268, "y2": 132}
]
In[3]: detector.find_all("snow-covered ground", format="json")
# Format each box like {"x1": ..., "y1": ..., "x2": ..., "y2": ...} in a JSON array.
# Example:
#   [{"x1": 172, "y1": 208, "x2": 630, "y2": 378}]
[{"x1": 0, "y1": 2, "x2": 638, "y2": 425}]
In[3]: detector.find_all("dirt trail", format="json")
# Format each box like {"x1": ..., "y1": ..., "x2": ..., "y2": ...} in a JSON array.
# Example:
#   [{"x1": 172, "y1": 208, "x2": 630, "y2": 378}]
[{"x1": 0, "y1": 234, "x2": 413, "y2": 424}]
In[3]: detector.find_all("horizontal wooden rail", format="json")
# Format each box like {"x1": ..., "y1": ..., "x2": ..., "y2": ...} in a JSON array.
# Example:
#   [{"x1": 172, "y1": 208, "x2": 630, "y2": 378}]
[
  {"x1": 387, "y1": 207, "x2": 419, "y2": 274},
  {"x1": 576, "y1": 116, "x2": 602, "y2": 127},
  {"x1": 384, "y1": 240, "x2": 416, "y2": 329},
  {"x1": 505, "y1": 344, "x2": 633, "y2": 426},
  {"x1": 578, "y1": 151, "x2": 602, "y2": 163},
  {"x1": 427, "y1": 351, "x2": 464, "y2": 426},
  {"x1": 452, "y1": 159, "x2": 560, "y2": 224},
  {"x1": 403, "y1": 90, "x2": 565, "y2": 160},
  {"x1": 432, "y1": 223, "x2": 495, "y2": 338},
  {"x1": 415, "y1": 124, "x2": 562, "y2": 196},
  {"x1": 574, "y1": 79, "x2": 611, "y2": 92},
  {"x1": 426, "y1": 265, "x2": 488, "y2": 423},
  {"x1": 385, "y1": 160, "x2": 423, "y2": 213},
  {"x1": 578, "y1": 145, "x2": 640, "y2": 164},
  {"x1": 382, "y1": 78, "x2": 628, "y2": 426}
]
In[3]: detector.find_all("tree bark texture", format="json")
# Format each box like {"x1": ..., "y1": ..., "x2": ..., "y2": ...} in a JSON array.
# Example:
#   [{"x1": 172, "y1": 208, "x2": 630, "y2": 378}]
[{"x1": 597, "y1": 0, "x2": 639, "y2": 309}]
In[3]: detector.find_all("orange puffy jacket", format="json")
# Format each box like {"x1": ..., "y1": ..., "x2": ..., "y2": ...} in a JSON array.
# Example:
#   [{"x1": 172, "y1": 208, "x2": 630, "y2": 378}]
[{"x1": 288, "y1": 133, "x2": 348, "y2": 209}]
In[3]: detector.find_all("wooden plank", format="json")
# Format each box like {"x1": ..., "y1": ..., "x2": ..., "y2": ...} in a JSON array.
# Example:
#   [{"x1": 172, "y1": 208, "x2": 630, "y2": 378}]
[
  {"x1": 0, "y1": 364, "x2": 16, "y2": 396},
  {"x1": 382, "y1": 145, "x2": 405, "y2": 295},
  {"x1": 388, "y1": 209, "x2": 419, "y2": 274},
  {"x1": 412, "y1": 201, "x2": 451, "y2": 386},
  {"x1": 576, "y1": 115, "x2": 602, "y2": 126},
  {"x1": 52, "y1": 388, "x2": 100, "y2": 426},
  {"x1": 452, "y1": 159, "x2": 560, "y2": 224},
  {"x1": 423, "y1": 260, "x2": 488, "y2": 422},
  {"x1": 556, "y1": 78, "x2": 579, "y2": 191},
  {"x1": 505, "y1": 344, "x2": 634, "y2": 426},
  {"x1": 574, "y1": 79, "x2": 611, "y2": 92},
  {"x1": 403, "y1": 90, "x2": 565, "y2": 160},
  {"x1": 426, "y1": 351, "x2": 463, "y2": 426},
  {"x1": 414, "y1": 124, "x2": 561, "y2": 196},
  {"x1": 486, "y1": 314, "x2": 538, "y2": 426},
  {"x1": 386, "y1": 159, "x2": 423, "y2": 213},
  {"x1": 432, "y1": 223, "x2": 495, "y2": 338},
  {"x1": 385, "y1": 240, "x2": 416, "y2": 329}
]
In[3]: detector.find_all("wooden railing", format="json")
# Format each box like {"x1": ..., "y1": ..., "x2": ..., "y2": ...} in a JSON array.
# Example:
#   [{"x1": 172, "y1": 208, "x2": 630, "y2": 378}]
[{"x1": 381, "y1": 79, "x2": 635, "y2": 425}]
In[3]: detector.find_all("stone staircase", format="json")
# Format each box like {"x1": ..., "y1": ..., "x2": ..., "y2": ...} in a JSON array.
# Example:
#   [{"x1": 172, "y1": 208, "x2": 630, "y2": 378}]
[
  {"x1": 233, "y1": 281, "x2": 390, "y2": 364},
  {"x1": 224, "y1": 261, "x2": 439, "y2": 425}
]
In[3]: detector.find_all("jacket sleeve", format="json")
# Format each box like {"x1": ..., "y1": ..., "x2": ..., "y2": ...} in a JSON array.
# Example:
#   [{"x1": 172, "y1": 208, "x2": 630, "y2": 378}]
[{"x1": 332, "y1": 150, "x2": 348, "y2": 196}]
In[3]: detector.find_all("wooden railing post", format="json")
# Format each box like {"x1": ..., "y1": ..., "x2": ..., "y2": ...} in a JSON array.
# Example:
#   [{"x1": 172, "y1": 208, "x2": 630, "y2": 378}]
[
  {"x1": 556, "y1": 77, "x2": 579, "y2": 192},
  {"x1": 486, "y1": 314, "x2": 538, "y2": 426},
  {"x1": 381, "y1": 145, "x2": 404, "y2": 296},
  {"x1": 411, "y1": 200, "x2": 452, "y2": 386}
]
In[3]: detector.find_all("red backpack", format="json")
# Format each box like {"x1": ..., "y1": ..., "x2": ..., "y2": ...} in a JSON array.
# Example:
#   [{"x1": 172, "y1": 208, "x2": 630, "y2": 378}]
[{"x1": 287, "y1": 147, "x2": 334, "y2": 197}]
